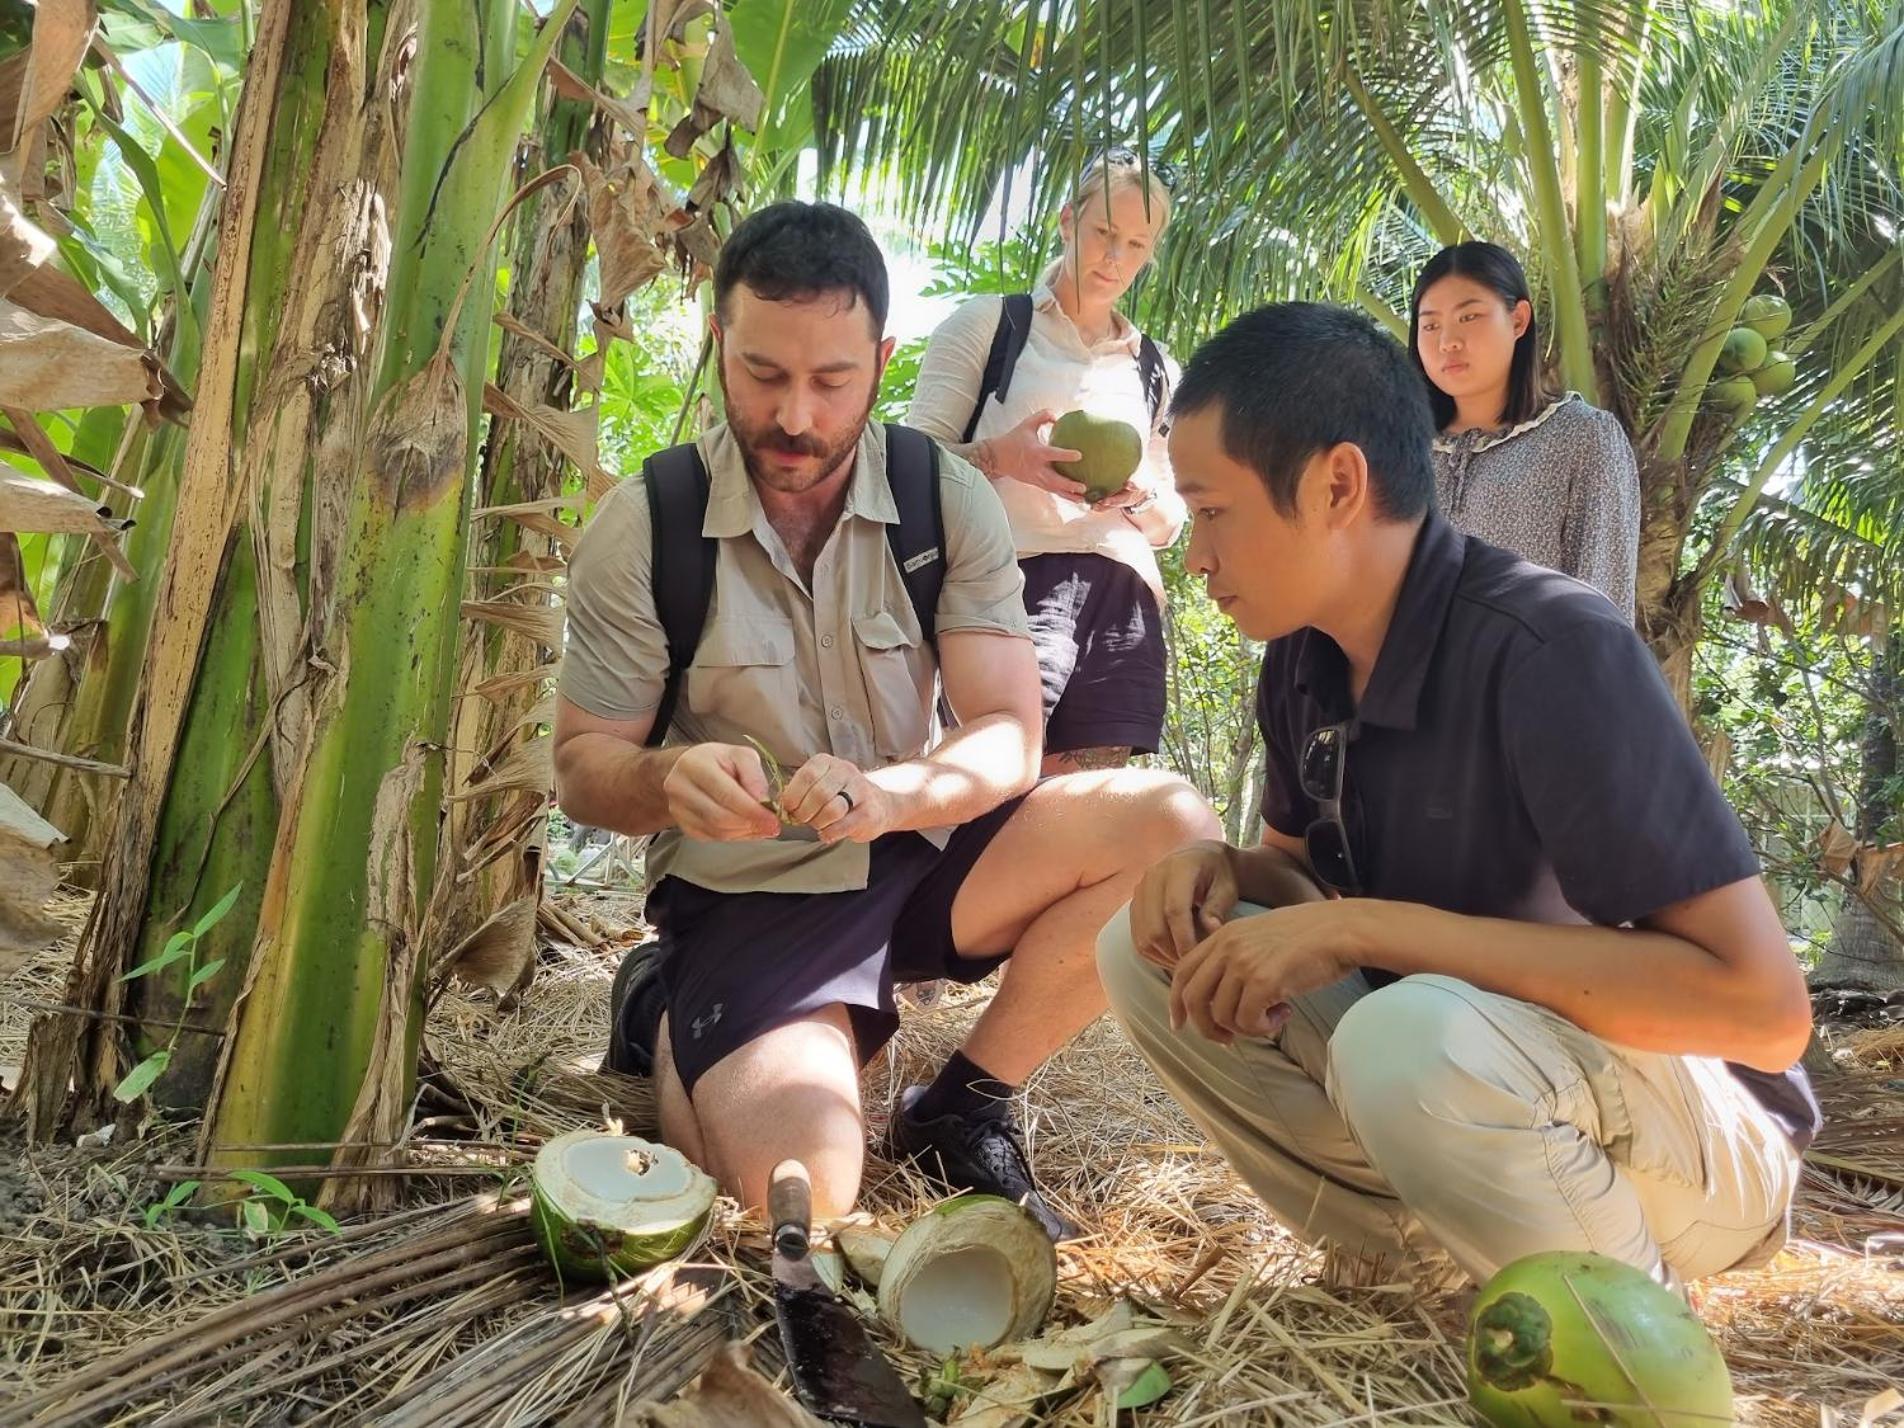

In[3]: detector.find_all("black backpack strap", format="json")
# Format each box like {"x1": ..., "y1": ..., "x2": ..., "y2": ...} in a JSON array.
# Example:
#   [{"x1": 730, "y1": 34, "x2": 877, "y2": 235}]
[
  {"x1": 1137, "y1": 332, "x2": 1169, "y2": 432},
  {"x1": 960, "y1": 292, "x2": 1036, "y2": 443},
  {"x1": 881, "y1": 424, "x2": 945, "y2": 644},
  {"x1": 641, "y1": 443, "x2": 715, "y2": 748}
]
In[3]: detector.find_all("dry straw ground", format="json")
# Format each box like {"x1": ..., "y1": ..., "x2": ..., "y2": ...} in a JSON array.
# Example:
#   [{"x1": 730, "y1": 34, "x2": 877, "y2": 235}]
[{"x1": 2, "y1": 887, "x2": 1901, "y2": 1425}]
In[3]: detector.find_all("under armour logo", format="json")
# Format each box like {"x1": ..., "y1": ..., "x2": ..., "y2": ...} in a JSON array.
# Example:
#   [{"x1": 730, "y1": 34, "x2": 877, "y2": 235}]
[
  {"x1": 902, "y1": 547, "x2": 941, "y2": 574},
  {"x1": 691, "y1": 1004, "x2": 725, "y2": 1039}
]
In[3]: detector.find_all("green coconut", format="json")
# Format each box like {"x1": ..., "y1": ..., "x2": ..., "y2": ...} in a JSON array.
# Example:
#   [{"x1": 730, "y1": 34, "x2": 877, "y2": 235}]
[
  {"x1": 1749, "y1": 352, "x2": 1796, "y2": 397},
  {"x1": 1050, "y1": 409, "x2": 1144, "y2": 501},
  {"x1": 529, "y1": 1130, "x2": 715, "y2": 1282},
  {"x1": 1718, "y1": 326, "x2": 1768, "y2": 374},
  {"x1": 1469, "y1": 1252, "x2": 1733, "y2": 1428},
  {"x1": 1740, "y1": 293, "x2": 1793, "y2": 343},
  {"x1": 1708, "y1": 374, "x2": 1760, "y2": 415},
  {"x1": 876, "y1": 1195, "x2": 1057, "y2": 1354}
]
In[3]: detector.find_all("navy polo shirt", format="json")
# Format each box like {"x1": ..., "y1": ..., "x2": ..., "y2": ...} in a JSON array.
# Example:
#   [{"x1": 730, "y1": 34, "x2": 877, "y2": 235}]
[{"x1": 1255, "y1": 513, "x2": 1821, "y2": 1147}]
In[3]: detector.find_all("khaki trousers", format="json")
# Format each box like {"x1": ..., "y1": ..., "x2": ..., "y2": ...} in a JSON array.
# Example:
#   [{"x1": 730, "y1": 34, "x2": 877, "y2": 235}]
[{"x1": 1096, "y1": 903, "x2": 1802, "y2": 1289}]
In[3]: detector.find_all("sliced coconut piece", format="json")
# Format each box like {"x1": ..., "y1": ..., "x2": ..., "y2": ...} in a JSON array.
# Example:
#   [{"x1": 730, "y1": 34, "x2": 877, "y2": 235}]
[
  {"x1": 837, "y1": 1224, "x2": 896, "y2": 1287},
  {"x1": 877, "y1": 1195, "x2": 1056, "y2": 1354},
  {"x1": 530, "y1": 1130, "x2": 715, "y2": 1282}
]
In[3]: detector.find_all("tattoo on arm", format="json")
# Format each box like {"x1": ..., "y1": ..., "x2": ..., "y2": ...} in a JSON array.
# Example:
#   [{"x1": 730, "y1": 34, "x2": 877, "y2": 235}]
[{"x1": 1049, "y1": 746, "x2": 1133, "y2": 772}]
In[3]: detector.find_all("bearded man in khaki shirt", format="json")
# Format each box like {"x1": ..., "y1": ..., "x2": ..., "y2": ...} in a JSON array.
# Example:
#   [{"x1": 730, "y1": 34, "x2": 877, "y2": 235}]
[{"x1": 554, "y1": 202, "x2": 1217, "y2": 1238}]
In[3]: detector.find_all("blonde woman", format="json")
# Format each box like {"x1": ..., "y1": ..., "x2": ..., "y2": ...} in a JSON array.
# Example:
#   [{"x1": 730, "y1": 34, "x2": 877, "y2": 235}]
[{"x1": 907, "y1": 149, "x2": 1184, "y2": 775}]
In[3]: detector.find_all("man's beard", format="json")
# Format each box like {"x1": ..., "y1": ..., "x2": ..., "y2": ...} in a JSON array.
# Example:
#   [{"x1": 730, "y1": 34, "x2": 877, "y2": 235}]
[{"x1": 724, "y1": 377, "x2": 875, "y2": 495}]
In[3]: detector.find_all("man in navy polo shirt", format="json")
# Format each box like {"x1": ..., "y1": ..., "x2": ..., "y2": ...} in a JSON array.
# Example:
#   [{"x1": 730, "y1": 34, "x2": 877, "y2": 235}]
[{"x1": 1096, "y1": 302, "x2": 1819, "y2": 1290}]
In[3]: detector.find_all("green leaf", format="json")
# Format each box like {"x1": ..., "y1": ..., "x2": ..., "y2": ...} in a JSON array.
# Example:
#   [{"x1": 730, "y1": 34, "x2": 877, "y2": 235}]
[
  {"x1": 229, "y1": 1168, "x2": 299, "y2": 1205},
  {"x1": 121, "y1": 929, "x2": 195, "y2": 981},
  {"x1": 84, "y1": 96, "x2": 189, "y2": 320},
  {"x1": 291, "y1": 1202, "x2": 341, "y2": 1233},
  {"x1": 238, "y1": 1198, "x2": 271, "y2": 1236},
  {"x1": 728, "y1": 0, "x2": 856, "y2": 156},
  {"x1": 192, "y1": 883, "x2": 245, "y2": 939},
  {"x1": 98, "y1": 0, "x2": 246, "y2": 67},
  {"x1": 185, "y1": 958, "x2": 227, "y2": 994},
  {"x1": 112, "y1": 1049, "x2": 171, "y2": 1103},
  {"x1": 144, "y1": 1179, "x2": 200, "y2": 1227}
]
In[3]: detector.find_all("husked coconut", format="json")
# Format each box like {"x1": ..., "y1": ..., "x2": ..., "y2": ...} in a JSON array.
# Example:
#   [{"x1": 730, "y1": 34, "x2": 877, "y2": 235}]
[
  {"x1": 530, "y1": 1130, "x2": 714, "y2": 1282},
  {"x1": 876, "y1": 1195, "x2": 1057, "y2": 1354}
]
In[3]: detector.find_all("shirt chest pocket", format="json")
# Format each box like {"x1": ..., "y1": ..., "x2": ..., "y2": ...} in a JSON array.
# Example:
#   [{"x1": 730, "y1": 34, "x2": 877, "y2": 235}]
[
  {"x1": 686, "y1": 617, "x2": 798, "y2": 737},
  {"x1": 853, "y1": 609, "x2": 930, "y2": 760}
]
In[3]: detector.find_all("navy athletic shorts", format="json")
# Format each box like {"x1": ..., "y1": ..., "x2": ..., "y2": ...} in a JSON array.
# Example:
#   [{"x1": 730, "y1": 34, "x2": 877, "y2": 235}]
[
  {"x1": 1020, "y1": 552, "x2": 1165, "y2": 756},
  {"x1": 645, "y1": 794, "x2": 1027, "y2": 1094}
]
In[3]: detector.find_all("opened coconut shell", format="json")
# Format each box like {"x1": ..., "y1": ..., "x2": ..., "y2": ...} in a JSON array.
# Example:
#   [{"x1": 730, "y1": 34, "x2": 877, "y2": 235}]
[
  {"x1": 876, "y1": 1195, "x2": 1057, "y2": 1354},
  {"x1": 530, "y1": 1130, "x2": 715, "y2": 1282}
]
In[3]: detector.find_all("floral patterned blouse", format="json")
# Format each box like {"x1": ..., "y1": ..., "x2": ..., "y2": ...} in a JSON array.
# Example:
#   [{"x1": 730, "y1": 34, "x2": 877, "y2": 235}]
[{"x1": 1432, "y1": 393, "x2": 1641, "y2": 620}]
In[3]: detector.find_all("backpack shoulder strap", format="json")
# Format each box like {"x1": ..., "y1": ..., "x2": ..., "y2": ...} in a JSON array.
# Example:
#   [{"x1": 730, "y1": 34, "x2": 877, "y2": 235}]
[
  {"x1": 881, "y1": 423, "x2": 945, "y2": 644},
  {"x1": 641, "y1": 443, "x2": 715, "y2": 749},
  {"x1": 960, "y1": 292, "x2": 1037, "y2": 443},
  {"x1": 1136, "y1": 332, "x2": 1169, "y2": 431}
]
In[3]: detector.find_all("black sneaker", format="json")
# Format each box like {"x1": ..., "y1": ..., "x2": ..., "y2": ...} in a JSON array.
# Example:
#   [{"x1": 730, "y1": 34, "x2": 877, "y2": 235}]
[
  {"x1": 883, "y1": 1086, "x2": 1077, "y2": 1241},
  {"x1": 602, "y1": 940, "x2": 665, "y2": 1076}
]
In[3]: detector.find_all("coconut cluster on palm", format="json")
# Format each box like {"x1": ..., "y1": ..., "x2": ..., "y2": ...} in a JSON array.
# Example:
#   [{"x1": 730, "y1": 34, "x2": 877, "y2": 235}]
[{"x1": 1709, "y1": 293, "x2": 1798, "y2": 416}]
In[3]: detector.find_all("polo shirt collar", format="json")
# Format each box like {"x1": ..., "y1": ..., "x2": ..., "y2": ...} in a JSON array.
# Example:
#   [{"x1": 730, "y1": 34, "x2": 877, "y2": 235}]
[
  {"x1": 1289, "y1": 514, "x2": 1465, "y2": 732},
  {"x1": 1357, "y1": 513, "x2": 1466, "y2": 731},
  {"x1": 699, "y1": 422, "x2": 894, "y2": 540}
]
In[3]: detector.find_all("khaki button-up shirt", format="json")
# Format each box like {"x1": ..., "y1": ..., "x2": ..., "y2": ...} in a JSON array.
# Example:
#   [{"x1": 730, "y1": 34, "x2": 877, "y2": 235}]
[{"x1": 560, "y1": 422, "x2": 1031, "y2": 894}]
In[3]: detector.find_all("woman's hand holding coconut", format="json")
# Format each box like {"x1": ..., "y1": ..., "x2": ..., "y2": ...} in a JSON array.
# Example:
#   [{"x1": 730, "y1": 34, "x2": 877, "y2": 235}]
[{"x1": 975, "y1": 406, "x2": 1088, "y2": 499}]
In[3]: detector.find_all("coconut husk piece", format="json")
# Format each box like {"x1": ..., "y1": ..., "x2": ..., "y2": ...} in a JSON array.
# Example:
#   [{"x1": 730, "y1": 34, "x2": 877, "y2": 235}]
[{"x1": 628, "y1": 1341, "x2": 820, "y2": 1427}]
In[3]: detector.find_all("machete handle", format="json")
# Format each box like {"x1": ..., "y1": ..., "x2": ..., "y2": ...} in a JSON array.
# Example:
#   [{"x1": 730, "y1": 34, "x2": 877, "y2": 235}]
[{"x1": 768, "y1": 1159, "x2": 812, "y2": 1258}]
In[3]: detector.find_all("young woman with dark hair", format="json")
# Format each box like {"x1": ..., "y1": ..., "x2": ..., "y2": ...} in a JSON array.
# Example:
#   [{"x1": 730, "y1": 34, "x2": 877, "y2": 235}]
[{"x1": 1411, "y1": 242, "x2": 1640, "y2": 618}]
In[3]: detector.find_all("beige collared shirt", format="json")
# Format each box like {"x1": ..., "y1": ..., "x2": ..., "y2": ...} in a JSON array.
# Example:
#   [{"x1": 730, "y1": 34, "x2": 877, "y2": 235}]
[
  {"x1": 560, "y1": 422, "x2": 1031, "y2": 895},
  {"x1": 904, "y1": 281, "x2": 1186, "y2": 603}
]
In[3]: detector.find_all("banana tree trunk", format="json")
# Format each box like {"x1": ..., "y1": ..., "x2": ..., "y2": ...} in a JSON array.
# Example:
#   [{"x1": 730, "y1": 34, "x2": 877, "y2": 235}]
[
  {"x1": 203, "y1": 0, "x2": 579, "y2": 1212},
  {"x1": 125, "y1": 0, "x2": 379, "y2": 1112},
  {"x1": 6, "y1": 0, "x2": 319, "y2": 1142},
  {"x1": 4, "y1": 0, "x2": 577, "y2": 1163},
  {"x1": 0, "y1": 140, "x2": 229, "y2": 857},
  {"x1": 437, "y1": 0, "x2": 610, "y2": 996}
]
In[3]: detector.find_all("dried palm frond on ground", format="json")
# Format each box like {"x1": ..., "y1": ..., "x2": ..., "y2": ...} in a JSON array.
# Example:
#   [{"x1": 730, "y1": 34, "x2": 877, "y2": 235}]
[{"x1": 3, "y1": 893, "x2": 1902, "y2": 1425}]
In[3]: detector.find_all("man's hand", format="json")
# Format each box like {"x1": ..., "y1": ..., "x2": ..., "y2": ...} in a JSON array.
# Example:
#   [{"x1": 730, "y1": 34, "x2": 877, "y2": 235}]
[
  {"x1": 781, "y1": 753, "x2": 897, "y2": 845},
  {"x1": 663, "y1": 743, "x2": 781, "y2": 842},
  {"x1": 980, "y1": 408, "x2": 1088, "y2": 499},
  {"x1": 1169, "y1": 901, "x2": 1372, "y2": 1045},
  {"x1": 1130, "y1": 840, "x2": 1239, "y2": 969}
]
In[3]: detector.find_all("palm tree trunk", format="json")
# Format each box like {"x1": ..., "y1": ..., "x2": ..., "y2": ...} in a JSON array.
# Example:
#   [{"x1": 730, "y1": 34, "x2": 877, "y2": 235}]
[{"x1": 1815, "y1": 636, "x2": 1903, "y2": 989}]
